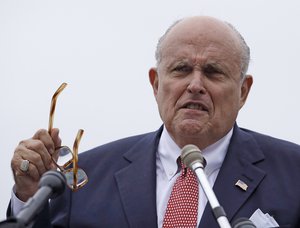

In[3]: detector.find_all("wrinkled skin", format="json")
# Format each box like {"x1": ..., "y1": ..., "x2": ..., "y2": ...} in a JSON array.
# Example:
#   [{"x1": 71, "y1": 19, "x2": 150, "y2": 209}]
[
  {"x1": 11, "y1": 128, "x2": 61, "y2": 201},
  {"x1": 149, "y1": 16, "x2": 253, "y2": 149}
]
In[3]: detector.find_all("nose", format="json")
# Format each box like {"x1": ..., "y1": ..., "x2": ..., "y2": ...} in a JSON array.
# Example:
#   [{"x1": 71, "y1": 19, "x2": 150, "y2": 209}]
[{"x1": 187, "y1": 72, "x2": 206, "y2": 94}]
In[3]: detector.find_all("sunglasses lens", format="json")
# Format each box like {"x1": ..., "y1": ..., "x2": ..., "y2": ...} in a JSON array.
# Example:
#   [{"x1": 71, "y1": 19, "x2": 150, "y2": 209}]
[
  {"x1": 55, "y1": 146, "x2": 73, "y2": 167},
  {"x1": 64, "y1": 168, "x2": 88, "y2": 189}
]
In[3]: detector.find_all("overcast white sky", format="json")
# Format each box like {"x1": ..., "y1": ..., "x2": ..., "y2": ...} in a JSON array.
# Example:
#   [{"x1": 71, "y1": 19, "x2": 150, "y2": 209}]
[{"x1": 1, "y1": 0, "x2": 299, "y2": 221}]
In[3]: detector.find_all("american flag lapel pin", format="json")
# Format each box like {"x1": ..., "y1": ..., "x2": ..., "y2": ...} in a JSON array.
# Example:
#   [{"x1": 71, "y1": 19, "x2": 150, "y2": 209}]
[{"x1": 235, "y1": 179, "x2": 248, "y2": 191}]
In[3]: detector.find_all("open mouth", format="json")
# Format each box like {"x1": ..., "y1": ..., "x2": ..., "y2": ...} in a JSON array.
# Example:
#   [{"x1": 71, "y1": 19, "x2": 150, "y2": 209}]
[{"x1": 183, "y1": 102, "x2": 209, "y2": 112}]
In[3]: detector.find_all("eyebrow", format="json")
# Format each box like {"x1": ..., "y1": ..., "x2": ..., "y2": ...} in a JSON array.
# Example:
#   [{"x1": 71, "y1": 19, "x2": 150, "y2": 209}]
[{"x1": 204, "y1": 62, "x2": 224, "y2": 70}]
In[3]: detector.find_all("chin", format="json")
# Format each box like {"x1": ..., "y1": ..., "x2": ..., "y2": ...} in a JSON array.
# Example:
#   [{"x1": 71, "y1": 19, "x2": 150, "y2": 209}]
[{"x1": 176, "y1": 121, "x2": 209, "y2": 137}]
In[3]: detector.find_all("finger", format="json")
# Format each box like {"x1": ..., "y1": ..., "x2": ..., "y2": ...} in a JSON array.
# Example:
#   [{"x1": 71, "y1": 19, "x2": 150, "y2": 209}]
[
  {"x1": 23, "y1": 149, "x2": 48, "y2": 176},
  {"x1": 18, "y1": 138, "x2": 54, "y2": 170},
  {"x1": 11, "y1": 152, "x2": 41, "y2": 182},
  {"x1": 15, "y1": 143, "x2": 48, "y2": 176},
  {"x1": 11, "y1": 153, "x2": 41, "y2": 201},
  {"x1": 33, "y1": 129, "x2": 56, "y2": 156}
]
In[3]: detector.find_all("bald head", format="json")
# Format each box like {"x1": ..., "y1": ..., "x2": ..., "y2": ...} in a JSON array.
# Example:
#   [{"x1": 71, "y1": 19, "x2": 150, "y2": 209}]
[{"x1": 155, "y1": 16, "x2": 250, "y2": 78}]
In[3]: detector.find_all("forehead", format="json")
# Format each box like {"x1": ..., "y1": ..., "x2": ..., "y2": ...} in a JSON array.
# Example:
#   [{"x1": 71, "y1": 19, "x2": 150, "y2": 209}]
[{"x1": 160, "y1": 17, "x2": 242, "y2": 68}]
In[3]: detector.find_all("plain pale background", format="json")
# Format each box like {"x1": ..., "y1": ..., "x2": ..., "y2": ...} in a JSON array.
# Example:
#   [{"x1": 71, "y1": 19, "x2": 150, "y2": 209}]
[{"x1": 1, "y1": 0, "x2": 299, "y2": 221}]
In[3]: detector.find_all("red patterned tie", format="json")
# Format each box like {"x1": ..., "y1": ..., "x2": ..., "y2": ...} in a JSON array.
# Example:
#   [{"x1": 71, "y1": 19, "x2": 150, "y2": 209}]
[{"x1": 163, "y1": 161, "x2": 199, "y2": 228}]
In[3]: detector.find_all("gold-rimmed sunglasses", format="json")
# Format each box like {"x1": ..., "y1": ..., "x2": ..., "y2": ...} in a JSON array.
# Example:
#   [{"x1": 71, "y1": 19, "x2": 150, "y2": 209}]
[{"x1": 48, "y1": 82, "x2": 88, "y2": 191}]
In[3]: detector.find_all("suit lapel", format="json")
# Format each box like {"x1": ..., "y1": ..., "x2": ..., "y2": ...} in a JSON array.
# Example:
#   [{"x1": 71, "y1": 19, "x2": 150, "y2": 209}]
[
  {"x1": 200, "y1": 126, "x2": 266, "y2": 227},
  {"x1": 114, "y1": 129, "x2": 162, "y2": 228}
]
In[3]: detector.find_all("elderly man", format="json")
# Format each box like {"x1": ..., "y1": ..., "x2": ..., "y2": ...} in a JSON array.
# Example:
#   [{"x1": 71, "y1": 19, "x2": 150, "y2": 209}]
[{"x1": 9, "y1": 16, "x2": 300, "y2": 227}]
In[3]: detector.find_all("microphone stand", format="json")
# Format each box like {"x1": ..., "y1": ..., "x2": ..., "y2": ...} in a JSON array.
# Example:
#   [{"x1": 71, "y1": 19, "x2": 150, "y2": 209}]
[
  {"x1": 182, "y1": 144, "x2": 231, "y2": 228},
  {"x1": 191, "y1": 162, "x2": 232, "y2": 228},
  {"x1": 0, "y1": 170, "x2": 66, "y2": 228}
]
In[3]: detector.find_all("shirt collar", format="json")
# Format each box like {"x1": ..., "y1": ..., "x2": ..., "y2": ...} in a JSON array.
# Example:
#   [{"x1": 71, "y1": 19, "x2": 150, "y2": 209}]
[{"x1": 157, "y1": 126, "x2": 233, "y2": 180}]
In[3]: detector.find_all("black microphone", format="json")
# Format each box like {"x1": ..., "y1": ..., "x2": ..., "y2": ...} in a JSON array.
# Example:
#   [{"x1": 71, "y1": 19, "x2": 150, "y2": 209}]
[
  {"x1": 181, "y1": 144, "x2": 231, "y2": 228},
  {"x1": 16, "y1": 170, "x2": 66, "y2": 226},
  {"x1": 232, "y1": 218, "x2": 256, "y2": 228}
]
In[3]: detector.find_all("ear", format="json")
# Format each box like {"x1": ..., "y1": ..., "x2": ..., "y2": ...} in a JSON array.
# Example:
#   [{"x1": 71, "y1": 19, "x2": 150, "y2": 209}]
[
  {"x1": 149, "y1": 67, "x2": 159, "y2": 97},
  {"x1": 239, "y1": 75, "x2": 253, "y2": 109}
]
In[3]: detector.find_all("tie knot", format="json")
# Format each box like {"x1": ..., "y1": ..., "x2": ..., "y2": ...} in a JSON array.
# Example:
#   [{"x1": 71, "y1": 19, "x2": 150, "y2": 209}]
[
  {"x1": 179, "y1": 158, "x2": 190, "y2": 177},
  {"x1": 180, "y1": 159, "x2": 185, "y2": 169}
]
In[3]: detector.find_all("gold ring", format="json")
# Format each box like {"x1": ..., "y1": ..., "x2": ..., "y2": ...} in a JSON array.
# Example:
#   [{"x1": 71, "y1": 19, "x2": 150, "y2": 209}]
[{"x1": 20, "y1": 159, "x2": 30, "y2": 172}]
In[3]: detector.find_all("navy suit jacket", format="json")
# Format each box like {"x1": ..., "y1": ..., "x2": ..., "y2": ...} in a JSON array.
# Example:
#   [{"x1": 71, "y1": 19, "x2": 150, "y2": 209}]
[{"x1": 31, "y1": 125, "x2": 300, "y2": 227}]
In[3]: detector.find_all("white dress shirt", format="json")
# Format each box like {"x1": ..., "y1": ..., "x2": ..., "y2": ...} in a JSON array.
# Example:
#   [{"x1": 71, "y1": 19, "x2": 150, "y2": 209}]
[{"x1": 156, "y1": 126, "x2": 233, "y2": 228}]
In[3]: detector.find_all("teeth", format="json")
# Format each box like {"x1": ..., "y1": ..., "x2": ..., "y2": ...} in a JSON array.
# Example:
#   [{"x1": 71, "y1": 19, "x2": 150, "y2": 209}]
[{"x1": 186, "y1": 104, "x2": 204, "y2": 110}]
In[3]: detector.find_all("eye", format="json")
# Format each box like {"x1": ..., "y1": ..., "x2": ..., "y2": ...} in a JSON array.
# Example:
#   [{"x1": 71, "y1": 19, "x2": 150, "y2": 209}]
[
  {"x1": 203, "y1": 64, "x2": 224, "y2": 77},
  {"x1": 173, "y1": 63, "x2": 193, "y2": 73}
]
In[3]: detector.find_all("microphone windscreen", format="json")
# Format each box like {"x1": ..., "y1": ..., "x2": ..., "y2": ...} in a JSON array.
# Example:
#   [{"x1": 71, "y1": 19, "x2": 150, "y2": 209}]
[
  {"x1": 39, "y1": 170, "x2": 66, "y2": 199},
  {"x1": 181, "y1": 144, "x2": 206, "y2": 169}
]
